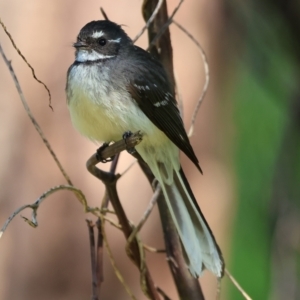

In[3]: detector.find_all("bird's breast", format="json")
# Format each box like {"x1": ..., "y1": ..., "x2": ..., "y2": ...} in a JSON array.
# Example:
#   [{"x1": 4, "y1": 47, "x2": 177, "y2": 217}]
[
  {"x1": 66, "y1": 63, "x2": 180, "y2": 178},
  {"x1": 66, "y1": 63, "x2": 160, "y2": 144}
]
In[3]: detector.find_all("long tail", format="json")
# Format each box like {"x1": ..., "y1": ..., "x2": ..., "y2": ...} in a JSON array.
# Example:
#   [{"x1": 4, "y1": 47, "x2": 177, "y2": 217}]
[{"x1": 161, "y1": 167, "x2": 224, "y2": 277}]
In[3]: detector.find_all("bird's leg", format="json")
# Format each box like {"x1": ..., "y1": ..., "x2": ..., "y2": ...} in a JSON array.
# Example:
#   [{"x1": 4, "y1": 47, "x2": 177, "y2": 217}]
[
  {"x1": 96, "y1": 143, "x2": 115, "y2": 163},
  {"x1": 123, "y1": 131, "x2": 137, "y2": 154}
]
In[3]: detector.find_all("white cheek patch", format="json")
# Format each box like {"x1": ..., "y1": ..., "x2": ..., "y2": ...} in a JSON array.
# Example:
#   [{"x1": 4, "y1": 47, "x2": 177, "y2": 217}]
[
  {"x1": 76, "y1": 50, "x2": 115, "y2": 62},
  {"x1": 91, "y1": 31, "x2": 104, "y2": 38}
]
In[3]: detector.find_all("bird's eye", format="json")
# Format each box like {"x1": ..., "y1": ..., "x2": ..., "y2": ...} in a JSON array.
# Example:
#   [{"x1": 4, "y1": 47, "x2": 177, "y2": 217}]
[{"x1": 98, "y1": 38, "x2": 106, "y2": 46}]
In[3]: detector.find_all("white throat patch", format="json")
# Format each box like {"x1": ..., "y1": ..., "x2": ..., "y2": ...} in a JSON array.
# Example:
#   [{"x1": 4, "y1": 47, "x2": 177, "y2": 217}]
[{"x1": 75, "y1": 50, "x2": 115, "y2": 62}]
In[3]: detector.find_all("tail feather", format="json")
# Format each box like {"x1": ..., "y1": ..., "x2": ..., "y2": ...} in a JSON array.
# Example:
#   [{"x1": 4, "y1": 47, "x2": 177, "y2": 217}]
[
  {"x1": 162, "y1": 167, "x2": 224, "y2": 277},
  {"x1": 137, "y1": 144, "x2": 224, "y2": 277}
]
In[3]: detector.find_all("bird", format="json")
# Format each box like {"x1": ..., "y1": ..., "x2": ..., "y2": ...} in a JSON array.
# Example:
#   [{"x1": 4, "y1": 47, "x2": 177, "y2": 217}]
[{"x1": 66, "y1": 20, "x2": 224, "y2": 278}]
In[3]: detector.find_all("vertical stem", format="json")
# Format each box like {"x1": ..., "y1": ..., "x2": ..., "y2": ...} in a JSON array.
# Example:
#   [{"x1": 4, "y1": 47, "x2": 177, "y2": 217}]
[
  {"x1": 141, "y1": 1, "x2": 205, "y2": 299},
  {"x1": 86, "y1": 220, "x2": 99, "y2": 300}
]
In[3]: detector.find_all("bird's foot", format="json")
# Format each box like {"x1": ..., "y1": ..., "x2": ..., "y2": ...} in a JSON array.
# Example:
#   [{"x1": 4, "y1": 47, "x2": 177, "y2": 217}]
[{"x1": 123, "y1": 131, "x2": 136, "y2": 154}]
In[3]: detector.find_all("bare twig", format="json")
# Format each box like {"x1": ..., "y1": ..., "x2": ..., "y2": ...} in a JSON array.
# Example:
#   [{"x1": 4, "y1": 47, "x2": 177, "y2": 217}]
[
  {"x1": 100, "y1": 154, "x2": 121, "y2": 209},
  {"x1": 0, "y1": 185, "x2": 90, "y2": 238},
  {"x1": 225, "y1": 269, "x2": 253, "y2": 300},
  {"x1": 133, "y1": 0, "x2": 164, "y2": 43},
  {"x1": 143, "y1": 244, "x2": 165, "y2": 253},
  {"x1": 86, "y1": 220, "x2": 99, "y2": 300},
  {"x1": 102, "y1": 216, "x2": 122, "y2": 229},
  {"x1": 100, "y1": 208, "x2": 116, "y2": 215},
  {"x1": 119, "y1": 160, "x2": 138, "y2": 178},
  {"x1": 144, "y1": 3, "x2": 209, "y2": 137},
  {"x1": 109, "y1": 152, "x2": 120, "y2": 175},
  {"x1": 172, "y1": 21, "x2": 210, "y2": 137},
  {"x1": 156, "y1": 287, "x2": 172, "y2": 300},
  {"x1": 147, "y1": 0, "x2": 184, "y2": 50},
  {"x1": 0, "y1": 17, "x2": 52, "y2": 108},
  {"x1": 96, "y1": 131, "x2": 143, "y2": 162},
  {"x1": 100, "y1": 217, "x2": 137, "y2": 300},
  {"x1": 0, "y1": 43, "x2": 73, "y2": 187},
  {"x1": 95, "y1": 219, "x2": 104, "y2": 286},
  {"x1": 100, "y1": 7, "x2": 109, "y2": 20},
  {"x1": 166, "y1": 256, "x2": 179, "y2": 270},
  {"x1": 125, "y1": 183, "x2": 161, "y2": 292},
  {"x1": 127, "y1": 184, "x2": 161, "y2": 247},
  {"x1": 0, "y1": 204, "x2": 34, "y2": 237}
]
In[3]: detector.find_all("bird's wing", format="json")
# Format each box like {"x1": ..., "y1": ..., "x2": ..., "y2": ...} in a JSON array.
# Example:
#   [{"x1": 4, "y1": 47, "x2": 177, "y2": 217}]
[{"x1": 125, "y1": 49, "x2": 202, "y2": 173}]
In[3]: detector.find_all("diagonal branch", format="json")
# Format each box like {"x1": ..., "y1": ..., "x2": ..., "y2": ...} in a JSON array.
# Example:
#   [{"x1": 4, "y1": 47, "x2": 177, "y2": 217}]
[
  {"x1": 0, "y1": 43, "x2": 72, "y2": 186},
  {"x1": 86, "y1": 152, "x2": 161, "y2": 300},
  {"x1": 141, "y1": 1, "x2": 205, "y2": 299},
  {"x1": 133, "y1": 0, "x2": 164, "y2": 43}
]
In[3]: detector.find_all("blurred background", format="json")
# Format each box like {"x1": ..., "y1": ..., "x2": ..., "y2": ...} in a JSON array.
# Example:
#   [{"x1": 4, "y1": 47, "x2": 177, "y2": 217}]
[{"x1": 0, "y1": 0, "x2": 299, "y2": 299}]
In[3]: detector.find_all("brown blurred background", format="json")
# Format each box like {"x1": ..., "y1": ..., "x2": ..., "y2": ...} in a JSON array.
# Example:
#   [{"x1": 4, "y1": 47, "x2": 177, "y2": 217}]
[{"x1": 1, "y1": 1, "x2": 299, "y2": 299}]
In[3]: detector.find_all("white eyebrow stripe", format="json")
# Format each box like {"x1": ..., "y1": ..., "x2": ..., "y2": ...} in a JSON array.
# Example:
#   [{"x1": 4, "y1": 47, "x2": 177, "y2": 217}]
[
  {"x1": 108, "y1": 38, "x2": 121, "y2": 43},
  {"x1": 91, "y1": 31, "x2": 104, "y2": 38}
]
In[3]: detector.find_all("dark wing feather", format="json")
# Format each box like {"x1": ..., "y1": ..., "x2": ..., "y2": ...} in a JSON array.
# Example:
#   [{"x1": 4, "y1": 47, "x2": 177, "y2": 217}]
[{"x1": 125, "y1": 46, "x2": 202, "y2": 173}]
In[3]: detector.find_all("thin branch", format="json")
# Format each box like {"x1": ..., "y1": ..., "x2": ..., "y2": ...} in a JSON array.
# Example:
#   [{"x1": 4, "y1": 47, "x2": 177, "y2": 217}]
[
  {"x1": 100, "y1": 7, "x2": 109, "y2": 21},
  {"x1": 156, "y1": 287, "x2": 172, "y2": 300},
  {"x1": 119, "y1": 160, "x2": 138, "y2": 178},
  {"x1": 172, "y1": 21, "x2": 210, "y2": 137},
  {"x1": 0, "y1": 17, "x2": 52, "y2": 108},
  {"x1": 86, "y1": 220, "x2": 99, "y2": 300},
  {"x1": 147, "y1": 0, "x2": 184, "y2": 50},
  {"x1": 96, "y1": 131, "x2": 143, "y2": 162},
  {"x1": 133, "y1": 0, "x2": 164, "y2": 43},
  {"x1": 0, "y1": 185, "x2": 91, "y2": 238},
  {"x1": 127, "y1": 184, "x2": 161, "y2": 247},
  {"x1": 109, "y1": 152, "x2": 120, "y2": 175},
  {"x1": 102, "y1": 216, "x2": 122, "y2": 230},
  {"x1": 95, "y1": 219, "x2": 104, "y2": 286},
  {"x1": 125, "y1": 183, "x2": 161, "y2": 291},
  {"x1": 100, "y1": 154, "x2": 120, "y2": 210},
  {"x1": 225, "y1": 269, "x2": 253, "y2": 300},
  {"x1": 143, "y1": 244, "x2": 165, "y2": 253},
  {"x1": 100, "y1": 208, "x2": 116, "y2": 215},
  {"x1": 95, "y1": 133, "x2": 142, "y2": 216},
  {"x1": 0, "y1": 43, "x2": 74, "y2": 187},
  {"x1": 0, "y1": 204, "x2": 33, "y2": 238},
  {"x1": 0, "y1": 36, "x2": 90, "y2": 238},
  {"x1": 100, "y1": 217, "x2": 137, "y2": 300}
]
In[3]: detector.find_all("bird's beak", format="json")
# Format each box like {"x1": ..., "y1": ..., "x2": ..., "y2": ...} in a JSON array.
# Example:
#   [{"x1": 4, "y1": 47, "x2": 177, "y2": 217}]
[{"x1": 73, "y1": 41, "x2": 88, "y2": 49}]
